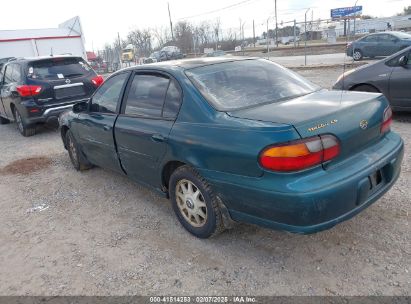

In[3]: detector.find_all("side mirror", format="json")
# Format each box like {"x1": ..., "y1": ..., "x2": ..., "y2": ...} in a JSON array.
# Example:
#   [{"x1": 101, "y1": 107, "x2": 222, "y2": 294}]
[
  {"x1": 398, "y1": 55, "x2": 408, "y2": 67},
  {"x1": 72, "y1": 100, "x2": 89, "y2": 113}
]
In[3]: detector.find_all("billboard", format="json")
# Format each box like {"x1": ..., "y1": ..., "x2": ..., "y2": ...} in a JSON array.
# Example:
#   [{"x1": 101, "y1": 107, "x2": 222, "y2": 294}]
[{"x1": 331, "y1": 6, "x2": 363, "y2": 20}]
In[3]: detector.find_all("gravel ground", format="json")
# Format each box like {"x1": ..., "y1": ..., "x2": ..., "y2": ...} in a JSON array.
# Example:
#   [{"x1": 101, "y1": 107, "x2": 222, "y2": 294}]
[{"x1": 0, "y1": 68, "x2": 410, "y2": 296}]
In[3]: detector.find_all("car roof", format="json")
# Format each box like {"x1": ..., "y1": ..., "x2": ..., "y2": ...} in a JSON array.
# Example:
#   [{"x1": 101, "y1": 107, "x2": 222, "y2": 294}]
[
  {"x1": 10, "y1": 55, "x2": 83, "y2": 64},
  {"x1": 365, "y1": 31, "x2": 407, "y2": 37},
  {"x1": 123, "y1": 56, "x2": 258, "y2": 71}
]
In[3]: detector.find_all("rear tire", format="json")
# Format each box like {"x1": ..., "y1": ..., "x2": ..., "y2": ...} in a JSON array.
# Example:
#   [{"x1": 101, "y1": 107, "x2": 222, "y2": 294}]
[
  {"x1": 0, "y1": 116, "x2": 10, "y2": 125},
  {"x1": 66, "y1": 129, "x2": 92, "y2": 171},
  {"x1": 353, "y1": 49, "x2": 363, "y2": 61},
  {"x1": 169, "y1": 165, "x2": 225, "y2": 238},
  {"x1": 14, "y1": 108, "x2": 35, "y2": 137},
  {"x1": 352, "y1": 84, "x2": 379, "y2": 93}
]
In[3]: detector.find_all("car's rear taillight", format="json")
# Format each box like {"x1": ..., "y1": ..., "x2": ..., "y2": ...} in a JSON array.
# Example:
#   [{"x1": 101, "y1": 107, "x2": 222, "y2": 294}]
[
  {"x1": 381, "y1": 106, "x2": 392, "y2": 134},
  {"x1": 259, "y1": 135, "x2": 340, "y2": 172},
  {"x1": 91, "y1": 75, "x2": 104, "y2": 87},
  {"x1": 16, "y1": 85, "x2": 42, "y2": 97}
]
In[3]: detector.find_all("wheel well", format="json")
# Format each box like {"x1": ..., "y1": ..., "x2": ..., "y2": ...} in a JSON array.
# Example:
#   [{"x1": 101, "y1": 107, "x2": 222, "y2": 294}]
[
  {"x1": 349, "y1": 83, "x2": 380, "y2": 93},
  {"x1": 162, "y1": 161, "x2": 186, "y2": 192},
  {"x1": 61, "y1": 126, "x2": 69, "y2": 149}
]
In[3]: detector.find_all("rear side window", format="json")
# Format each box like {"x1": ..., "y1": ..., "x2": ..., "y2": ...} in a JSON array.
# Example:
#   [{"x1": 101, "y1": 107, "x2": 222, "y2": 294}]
[
  {"x1": 163, "y1": 80, "x2": 182, "y2": 118},
  {"x1": 362, "y1": 35, "x2": 378, "y2": 42},
  {"x1": 124, "y1": 74, "x2": 169, "y2": 117},
  {"x1": 27, "y1": 58, "x2": 93, "y2": 80},
  {"x1": 11, "y1": 64, "x2": 22, "y2": 83}
]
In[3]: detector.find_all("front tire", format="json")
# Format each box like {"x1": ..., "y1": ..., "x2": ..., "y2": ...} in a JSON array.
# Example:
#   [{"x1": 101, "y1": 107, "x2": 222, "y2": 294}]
[
  {"x1": 169, "y1": 165, "x2": 224, "y2": 238},
  {"x1": 66, "y1": 130, "x2": 92, "y2": 171},
  {"x1": 14, "y1": 108, "x2": 35, "y2": 137}
]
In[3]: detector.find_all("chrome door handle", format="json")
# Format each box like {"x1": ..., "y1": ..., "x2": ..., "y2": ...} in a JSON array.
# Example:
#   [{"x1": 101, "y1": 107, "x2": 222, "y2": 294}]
[{"x1": 103, "y1": 125, "x2": 110, "y2": 131}]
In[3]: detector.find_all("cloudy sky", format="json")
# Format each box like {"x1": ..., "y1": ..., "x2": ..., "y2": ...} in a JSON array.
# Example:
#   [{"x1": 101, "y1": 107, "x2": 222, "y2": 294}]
[{"x1": 0, "y1": 0, "x2": 408, "y2": 50}]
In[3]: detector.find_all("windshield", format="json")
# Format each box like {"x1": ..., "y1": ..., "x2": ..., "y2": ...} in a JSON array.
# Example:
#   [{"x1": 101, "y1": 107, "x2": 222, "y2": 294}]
[
  {"x1": 28, "y1": 57, "x2": 93, "y2": 80},
  {"x1": 186, "y1": 59, "x2": 319, "y2": 111}
]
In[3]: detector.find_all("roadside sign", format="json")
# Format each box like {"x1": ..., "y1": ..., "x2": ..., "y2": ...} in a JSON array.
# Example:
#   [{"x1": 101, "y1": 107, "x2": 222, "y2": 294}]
[{"x1": 331, "y1": 6, "x2": 362, "y2": 20}]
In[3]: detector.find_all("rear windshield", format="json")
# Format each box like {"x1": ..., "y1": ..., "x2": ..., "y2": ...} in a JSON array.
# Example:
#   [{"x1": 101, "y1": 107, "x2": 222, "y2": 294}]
[
  {"x1": 395, "y1": 32, "x2": 411, "y2": 39},
  {"x1": 27, "y1": 57, "x2": 93, "y2": 80},
  {"x1": 185, "y1": 59, "x2": 319, "y2": 111}
]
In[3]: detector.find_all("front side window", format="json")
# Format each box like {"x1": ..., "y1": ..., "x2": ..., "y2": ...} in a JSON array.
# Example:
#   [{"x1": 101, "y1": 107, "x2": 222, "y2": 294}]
[
  {"x1": 186, "y1": 59, "x2": 319, "y2": 111},
  {"x1": 91, "y1": 73, "x2": 129, "y2": 113},
  {"x1": 124, "y1": 74, "x2": 169, "y2": 117}
]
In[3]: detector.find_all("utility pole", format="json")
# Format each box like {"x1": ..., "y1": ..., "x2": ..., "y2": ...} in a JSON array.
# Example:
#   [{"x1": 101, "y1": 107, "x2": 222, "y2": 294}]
[
  {"x1": 239, "y1": 18, "x2": 242, "y2": 42},
  {"x1": 117, "y1": 32, "x2": 123, "y2": 69},
  {"x1": 293, "y1": 19, "x2": 296, "y2": 48},
  {"x1": 168, "y1": 2, "x2": 174, "y2": 41},
  {"x1": 253, "y1": 19, "x2": 256, "y2": 47},
  {"x1": 352, "y1": 0, "x2": 360, "y2": 62},
  {"x1": 274, "y1": 0, "x2": 278, "y2": 47},
  {"x1": 304, "y1": 8, "x2": 311, "y2": 66},
  {"x1": 266, "y1": 18, "x2": 270, "y2": 59}
]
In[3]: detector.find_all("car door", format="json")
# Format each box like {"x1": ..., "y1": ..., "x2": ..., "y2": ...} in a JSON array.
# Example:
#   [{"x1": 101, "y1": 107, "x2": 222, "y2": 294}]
[
  {"x1": 379, "y1": 34, "x2": 398, "y2": 56},
  {"x1": 0, "y1": 64, "x2": 20, "y2": 119},
  {"x1": 362, "y1": 35, "x2": 380, "y2": 57},
  {"x1": 115, "y1": 71, "x2": 183, "y2": 187},
  {"x1": 388, "y1": 51, "x2": 411, "y2": 109},
  {"x1": 73, "y1": 72, "x2": 130, "y2": 172}
]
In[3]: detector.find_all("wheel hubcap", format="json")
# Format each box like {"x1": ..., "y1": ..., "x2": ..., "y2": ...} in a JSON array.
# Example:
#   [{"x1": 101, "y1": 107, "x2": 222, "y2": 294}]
[
  {"x1": 176, "y1": 179, "x2": 207, "y2": 228},
  {"x1": 354, "y1": 51, "x2": 361, "y2": 60}
]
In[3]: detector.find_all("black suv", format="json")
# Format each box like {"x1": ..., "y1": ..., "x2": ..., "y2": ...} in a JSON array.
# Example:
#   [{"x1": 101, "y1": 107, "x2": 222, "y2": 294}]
[{"x1": 0, "y1": 56, "x2": 103, "y2": 136}]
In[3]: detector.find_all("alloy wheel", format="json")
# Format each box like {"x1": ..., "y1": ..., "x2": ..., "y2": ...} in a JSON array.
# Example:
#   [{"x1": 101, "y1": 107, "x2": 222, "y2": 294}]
[
  {"x1": 353, "y1": 51, "x2": 362, "y2": 60},
  {"x1": 15, "y1": 111, "x2": 24, "y2": 133},
  {"x1": 175, "y1": 179, "x2": 207, "y2": 228}
]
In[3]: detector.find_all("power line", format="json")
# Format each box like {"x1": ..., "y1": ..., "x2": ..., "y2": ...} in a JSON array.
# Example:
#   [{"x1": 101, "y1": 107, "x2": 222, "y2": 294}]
[{"x1": 177, "y1": 0, "x2": 259, "y2": 20}]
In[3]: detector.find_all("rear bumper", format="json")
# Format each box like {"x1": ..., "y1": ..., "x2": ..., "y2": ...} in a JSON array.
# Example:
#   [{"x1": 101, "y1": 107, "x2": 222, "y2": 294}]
[
  {"x1": 18, "y1": 98, "x2": 88, "y2": 125},
  {"x1": 199, "y1": 132, "x2": 404, "y2": 234}
]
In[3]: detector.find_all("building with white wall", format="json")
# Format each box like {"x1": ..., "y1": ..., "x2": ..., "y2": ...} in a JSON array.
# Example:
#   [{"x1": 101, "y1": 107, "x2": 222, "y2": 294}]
[{"x1": 0, "y1": 16, "x2": 87, "y2": 59}]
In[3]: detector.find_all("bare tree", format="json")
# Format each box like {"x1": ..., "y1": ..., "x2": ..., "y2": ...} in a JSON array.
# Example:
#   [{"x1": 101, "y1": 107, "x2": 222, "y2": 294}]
[
  {"x1": 173, "y1": 21, "x2": 194, "y2": 53},
  {"x1": 152, "y1": 26, "x2": 171, "y2": 49},
  {"x1": 127, "y1": 29, "x2": 152, "y2": 57},
  {"x1": 212, "y1": 18, "x2": 221, "y2": 49}
]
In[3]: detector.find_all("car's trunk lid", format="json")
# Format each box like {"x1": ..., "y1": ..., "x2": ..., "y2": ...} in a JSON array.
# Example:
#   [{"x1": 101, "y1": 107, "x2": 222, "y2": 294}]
[{"x1": 227, "y1": 90, "x2": 388, "y2": 160}]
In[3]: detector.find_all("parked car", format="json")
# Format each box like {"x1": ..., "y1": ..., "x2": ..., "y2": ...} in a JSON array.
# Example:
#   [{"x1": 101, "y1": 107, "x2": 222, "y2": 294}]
[
  {"x1": 144, "y1": 51, "x2": 168, "y2": 64},
  {"x1": 0, "y1": 56, "x2": 103, "y2": 136},
  {"x1": 161, "y1": 46, "x2": 184, "y2": 60},
  {"x1": 347, "y1": 31, "x2": 411, "y2": 61},
  {"x1": 59, "y1": 57, "x2": 403, "y2": 238},
  {"x1": 334, "y1": 46, "x2": 411, "y2": 111},
  {"x1": 204, "y1": 50, "x2": 226, "y2": 57}
]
